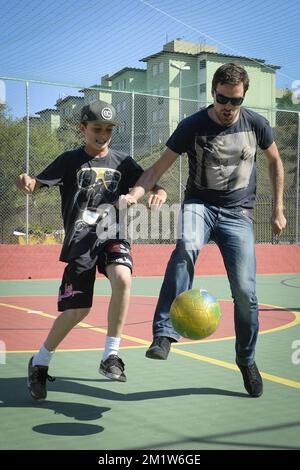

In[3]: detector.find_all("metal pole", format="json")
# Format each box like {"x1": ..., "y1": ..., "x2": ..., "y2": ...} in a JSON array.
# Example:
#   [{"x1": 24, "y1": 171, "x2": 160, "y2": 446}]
[
  {"x1": 25, "y1": 81, "x2": 30, "y2": 244},
  {"x1": 131, "y1": 92, "x2": 135, "y2": 158},
  {"x1": 179, "y1": 71, "x2": 182, "y2": 204},
  {"x1": 296, "y1": 112, "x2": 300, "y2": 243}
]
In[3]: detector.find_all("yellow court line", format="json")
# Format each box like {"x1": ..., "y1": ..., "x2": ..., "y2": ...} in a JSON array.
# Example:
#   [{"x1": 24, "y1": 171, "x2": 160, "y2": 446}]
[
  {"x1": 170, "y1": 347, "x2": 300, "y2": 390},
  {"x1": 162, "y1": 302, "x2": 300, "y2": 345},
  {"x1": 1, "y1": 300, "x2": 300, "y2": 390},
  {"x1": 1, "y1": 300, "x2": 299, "y2": 347},
  {"x1": 0, "y1": 302, "x2": 150, "y2": 347},
  {"x1": 7, "y1": 345, "x2": 147, "y2": 354}
]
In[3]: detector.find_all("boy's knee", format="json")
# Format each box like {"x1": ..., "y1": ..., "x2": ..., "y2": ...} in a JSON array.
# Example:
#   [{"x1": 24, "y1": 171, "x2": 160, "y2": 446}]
[
  {"x1": 68, "y1": 307, "x2": 90, "y2": 322},
  {"x1": 110, "y1": 269, "x2": 132, "y2": 291}
]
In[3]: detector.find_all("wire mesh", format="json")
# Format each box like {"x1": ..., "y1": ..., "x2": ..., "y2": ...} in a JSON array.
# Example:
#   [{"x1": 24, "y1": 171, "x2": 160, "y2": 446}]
[{"x1": 0, "y1": 80, "x2": 299, "y2": 245}]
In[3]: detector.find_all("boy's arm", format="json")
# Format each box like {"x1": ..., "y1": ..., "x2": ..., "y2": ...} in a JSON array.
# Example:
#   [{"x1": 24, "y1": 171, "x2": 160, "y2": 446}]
[
  {"x1": 125, "y1": 147, "x2": 179, "y2": 206},
  {"x1": 16, "y1": 173, "x2": 43, "y2": 194}
]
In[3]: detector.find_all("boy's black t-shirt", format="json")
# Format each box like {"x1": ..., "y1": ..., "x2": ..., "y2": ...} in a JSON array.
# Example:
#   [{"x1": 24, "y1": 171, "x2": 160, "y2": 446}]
[
  {"x1": 166, "y1": 105, "x2": 274, "y2": 208},
  {"x1": 36, "y1": 146, "x2": 143, "y2": 262}
]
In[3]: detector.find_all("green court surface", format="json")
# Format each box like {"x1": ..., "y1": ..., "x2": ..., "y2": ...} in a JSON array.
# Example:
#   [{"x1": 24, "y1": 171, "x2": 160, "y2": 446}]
[{"x1": 0, "y1": 274, "x2": 300, "y2": 450}]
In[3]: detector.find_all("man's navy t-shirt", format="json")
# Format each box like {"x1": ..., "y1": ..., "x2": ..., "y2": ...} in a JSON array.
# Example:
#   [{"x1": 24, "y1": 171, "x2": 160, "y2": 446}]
[{"x1": 166, "y1": 105, "x2": 274, "y2": 208}]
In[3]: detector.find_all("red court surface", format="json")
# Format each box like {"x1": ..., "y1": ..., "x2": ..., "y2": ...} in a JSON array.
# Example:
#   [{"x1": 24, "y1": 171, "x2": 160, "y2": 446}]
[
  {"x1": 1, "y1": 244, "x2": 300, "y2": 279},
  {"x1": 0, "y1": 295, "x2": 295, "y2": 351}
]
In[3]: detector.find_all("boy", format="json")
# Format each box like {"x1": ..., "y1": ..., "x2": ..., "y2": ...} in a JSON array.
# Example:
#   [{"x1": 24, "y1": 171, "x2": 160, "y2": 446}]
[{"x1": 17, "y1": 100, "x2": 167, "y2": 400}]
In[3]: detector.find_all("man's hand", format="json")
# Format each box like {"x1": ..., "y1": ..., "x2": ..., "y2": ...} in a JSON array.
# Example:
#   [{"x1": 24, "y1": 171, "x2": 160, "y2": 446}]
[
  {"x1": 147, "y1": 189, "x2": 167, "y2": 209},
  {"x1": 271, "y1": 209, "x2": 287, "y2": 235},
  {"x1": 16, "y1": 173, "x2": 37, "y2": 194}
]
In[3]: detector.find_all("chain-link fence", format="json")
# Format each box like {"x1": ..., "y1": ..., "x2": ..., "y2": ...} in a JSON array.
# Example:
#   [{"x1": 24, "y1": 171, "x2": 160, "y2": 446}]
[{"x1": 0, "y1": 79, "x2": 299, "y2": 245}]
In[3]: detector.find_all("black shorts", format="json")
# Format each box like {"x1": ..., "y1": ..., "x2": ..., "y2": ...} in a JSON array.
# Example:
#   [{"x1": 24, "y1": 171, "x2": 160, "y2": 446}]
[{"x1": 58, "y1": 240, "x2": 132, "y2": 311}]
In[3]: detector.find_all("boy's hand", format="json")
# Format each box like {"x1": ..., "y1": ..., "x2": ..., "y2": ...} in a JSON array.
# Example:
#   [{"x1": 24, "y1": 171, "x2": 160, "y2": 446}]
[
  {"x1": 147, "y1": 189, "x2": 167, "y2": 209},
  {"x1": 16, "y1": 173, "x2": 36, "y2": 194},
  {"x1": 121, "y1": 194, "x2": 138, "y2": 208}
]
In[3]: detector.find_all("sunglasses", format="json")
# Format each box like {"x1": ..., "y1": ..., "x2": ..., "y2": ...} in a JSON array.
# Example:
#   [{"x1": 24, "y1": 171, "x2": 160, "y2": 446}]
[{"x1": 215, "y1": 92, "x2": 244, "y2": 106}]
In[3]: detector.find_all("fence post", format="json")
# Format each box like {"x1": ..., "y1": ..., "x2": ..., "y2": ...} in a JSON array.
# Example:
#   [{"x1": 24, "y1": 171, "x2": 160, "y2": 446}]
[
  {"x1": 131, "y1": 92, "x2": 135, "y2": 159},
  {"x1": 296, "y1": 112, "x2": 300, "y2": 243},
  {"x1": 25, "y1": 81, "x2": 30, "y2": 244}
]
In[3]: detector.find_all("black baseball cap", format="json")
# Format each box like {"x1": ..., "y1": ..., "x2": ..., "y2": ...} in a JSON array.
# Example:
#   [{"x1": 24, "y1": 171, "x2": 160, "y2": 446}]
[{"x1": 80, "y1": 100, "x2": 119, "y2": 126}]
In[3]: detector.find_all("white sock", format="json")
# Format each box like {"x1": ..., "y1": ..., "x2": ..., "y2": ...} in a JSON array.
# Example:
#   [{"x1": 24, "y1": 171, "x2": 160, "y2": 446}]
[
  {"x1": 32, "y1": 344, "x2": 54, "y2": 367},
  {"x1": 103, "y1": 336, "x2": 121, "y2": 361}
]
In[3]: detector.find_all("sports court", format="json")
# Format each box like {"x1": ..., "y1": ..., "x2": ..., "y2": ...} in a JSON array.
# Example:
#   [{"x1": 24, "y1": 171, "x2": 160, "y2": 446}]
[
  {"x1": 0, "y1": 244, "x2": 299, "y2": 450},
  {"x1": 1, "y1": 0, "x2": 300, "y2": 454}
]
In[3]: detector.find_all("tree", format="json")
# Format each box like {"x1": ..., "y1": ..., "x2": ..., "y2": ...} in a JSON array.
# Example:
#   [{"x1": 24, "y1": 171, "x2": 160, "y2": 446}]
[{"x1": 0, "y1": 109, "x2": 65, "y2": 242}]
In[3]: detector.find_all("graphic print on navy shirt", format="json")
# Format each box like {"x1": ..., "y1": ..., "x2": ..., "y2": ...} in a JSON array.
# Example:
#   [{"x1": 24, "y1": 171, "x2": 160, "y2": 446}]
[
  {"x1": 194, "y1": 130, "x2": 257, "y2": 191},
  {"x1": 74, "y1": 166, "x2": 122, "y2": 232},
  {"x1": 166, "y1": 105, "x2": 274, "y2": 208}
]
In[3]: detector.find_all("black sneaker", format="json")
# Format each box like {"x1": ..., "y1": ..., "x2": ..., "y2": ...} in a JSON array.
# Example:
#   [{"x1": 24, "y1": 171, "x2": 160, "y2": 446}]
[
  {"x1": 27, "y1": 357, "x2": 55, "y2": 400},
  {"x1": 145, "y1": 336, "x2": 172, "y2": 360},
  {"x1": 237, "y1": 361, "x2": 263, "y2": 397},
  {"x1": 99, "y1": 355, "x2": 127, "y2": 382}
]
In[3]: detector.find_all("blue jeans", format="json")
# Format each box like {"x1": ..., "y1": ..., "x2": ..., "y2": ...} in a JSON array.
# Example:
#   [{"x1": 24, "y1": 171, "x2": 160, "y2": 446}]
[{"x1": 153, "y1": 200, "x2": 258, "y2": 366}]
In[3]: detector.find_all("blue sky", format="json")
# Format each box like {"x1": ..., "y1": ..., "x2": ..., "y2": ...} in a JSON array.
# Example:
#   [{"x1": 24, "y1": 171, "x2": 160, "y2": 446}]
[{"x1": 1, "y1": 0, "x2": 299, "y2": 117}]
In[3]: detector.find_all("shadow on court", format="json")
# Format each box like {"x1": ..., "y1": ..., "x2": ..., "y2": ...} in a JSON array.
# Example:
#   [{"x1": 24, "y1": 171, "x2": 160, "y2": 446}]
[{"x1": 0, "y1": 376, "x2": 248, "y2": 407}]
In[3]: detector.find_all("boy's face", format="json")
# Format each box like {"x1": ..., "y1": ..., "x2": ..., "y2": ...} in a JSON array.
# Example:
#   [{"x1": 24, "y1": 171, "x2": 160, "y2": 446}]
[{"x1": 80, "y1": 122, "x2": 115, "y2": 154}]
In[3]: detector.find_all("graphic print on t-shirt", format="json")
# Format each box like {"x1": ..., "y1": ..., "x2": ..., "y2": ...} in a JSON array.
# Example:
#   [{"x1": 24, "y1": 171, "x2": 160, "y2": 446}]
[
  {"x1": 74, "y1": 167, "x2": 121, "y2": 231},
  {"x1": 194, "y1": 130, "x2": 257, "y2": 191}
]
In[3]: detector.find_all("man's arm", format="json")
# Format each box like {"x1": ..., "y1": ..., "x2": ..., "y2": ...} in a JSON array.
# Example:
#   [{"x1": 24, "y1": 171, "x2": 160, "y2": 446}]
[
  {"x1": 16, "y1": 173, "x2": 43, "y2": 194},
  {"x1": 263, "y1": 142, "x2": 287, "y2": 235},
  {"x1": 126, "y1": 147, "x2": 179, "y2": 205}
]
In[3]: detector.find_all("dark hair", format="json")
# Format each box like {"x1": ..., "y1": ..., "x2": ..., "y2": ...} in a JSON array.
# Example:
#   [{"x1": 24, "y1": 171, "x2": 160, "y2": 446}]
[{"x1": 211, "y1": 63, "x2": 249, "y2": 95}]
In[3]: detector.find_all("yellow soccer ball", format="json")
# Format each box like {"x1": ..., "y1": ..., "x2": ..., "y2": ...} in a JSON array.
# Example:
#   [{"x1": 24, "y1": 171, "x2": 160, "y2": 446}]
[{"x1": 170, "y1": 289, "x2": 222, "y2": 340}]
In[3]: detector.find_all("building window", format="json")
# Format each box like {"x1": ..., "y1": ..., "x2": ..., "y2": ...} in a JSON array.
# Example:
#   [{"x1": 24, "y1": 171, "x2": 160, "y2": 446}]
[
  {"x1": 152, "y1": 64, "x2": 158, "y2": 77},
  {"x1": 159, "y1": 108, "x2": 164, "y2": 120},
  {"x1": 199, "y1": 59, "x2": 206, "y2": 69},
  {"x1": 159, "y1": 62, "x2": 164, "y2": 73},
  {"x1": 158, "y1": 86, "x2": 164, "y2": 105},
  {"x1": 122, "y1": 101, "x2": 126, "y2": 111},
  {"x1": 116, "y1": 103, "x2": 121, "y2": 112},
  {"x1": 199, "y1": 83, "x2": 206, "y2": 94}
]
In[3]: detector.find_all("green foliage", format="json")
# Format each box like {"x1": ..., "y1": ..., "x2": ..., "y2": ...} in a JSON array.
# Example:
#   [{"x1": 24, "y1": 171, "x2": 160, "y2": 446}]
[
  {"x1": 0, "y1": 108, "x2": 67, "y2": 242},
  {"x1": 276, "y1": 90, "x2": 300, "y2": 113}
]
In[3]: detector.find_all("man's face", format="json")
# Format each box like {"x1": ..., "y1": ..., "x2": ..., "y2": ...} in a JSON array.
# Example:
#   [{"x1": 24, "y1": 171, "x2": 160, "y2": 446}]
[
  {"x1": 212, "y1": 82, "x2": 245, "y2": 125},
  {"x1": 81, "y1": 122, "x2": 114, "y2": 152}
]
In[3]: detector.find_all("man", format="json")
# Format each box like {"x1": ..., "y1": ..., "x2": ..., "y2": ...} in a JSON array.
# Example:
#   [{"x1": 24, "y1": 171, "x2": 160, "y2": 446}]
[{"x1": 125, "y1": 63, "x2": 286, "y2": 398}]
